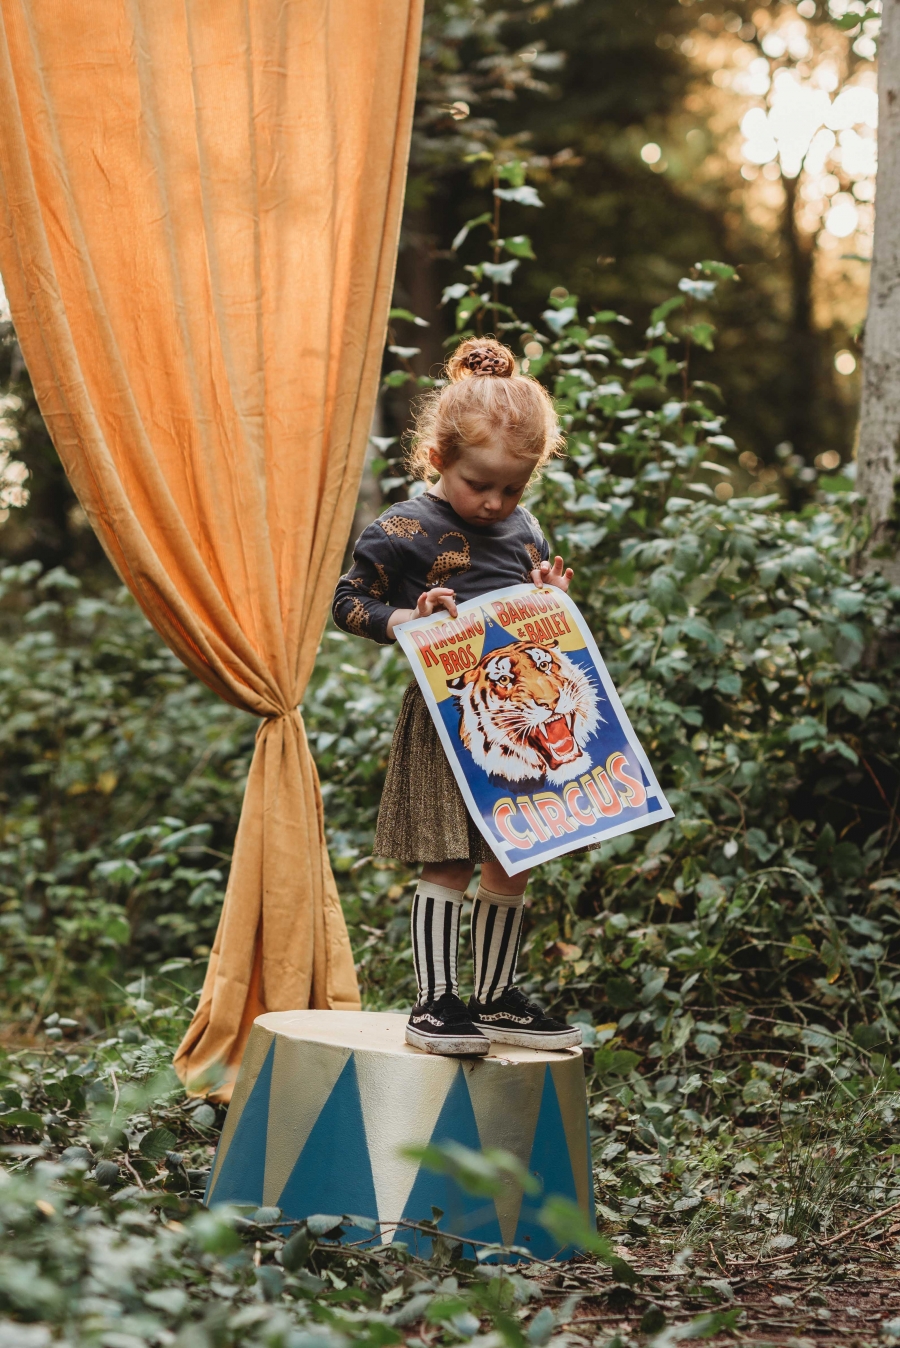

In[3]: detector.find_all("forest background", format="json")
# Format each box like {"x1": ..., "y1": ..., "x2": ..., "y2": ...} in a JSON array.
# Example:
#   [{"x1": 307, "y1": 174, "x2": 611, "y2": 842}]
[{"x1": 1, "y1": 1, "x2": 900, "y2": 1344}]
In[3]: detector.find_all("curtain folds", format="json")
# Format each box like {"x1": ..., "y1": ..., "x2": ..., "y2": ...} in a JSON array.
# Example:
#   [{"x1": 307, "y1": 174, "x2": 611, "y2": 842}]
[{"x1": 0, "y1": 0, "x2": 423, "y2": 1099}]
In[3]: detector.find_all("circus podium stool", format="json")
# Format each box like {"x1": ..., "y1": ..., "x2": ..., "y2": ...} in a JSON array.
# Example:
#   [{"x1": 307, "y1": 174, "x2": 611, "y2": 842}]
[{"x1": 205, "y1": 1011, "x2": 594, "y2": 1261}]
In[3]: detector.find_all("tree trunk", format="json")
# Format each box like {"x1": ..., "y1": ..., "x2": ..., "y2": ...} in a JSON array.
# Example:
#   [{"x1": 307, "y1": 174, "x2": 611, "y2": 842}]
[{"x1": 857, "y1": 0, "x2": 900, "y2": 581}]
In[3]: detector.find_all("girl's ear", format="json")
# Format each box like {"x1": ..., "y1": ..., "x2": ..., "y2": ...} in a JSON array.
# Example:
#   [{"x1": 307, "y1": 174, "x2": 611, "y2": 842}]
[{"x1": 428, "y1": 446, "x2": 444, "y2": 473}]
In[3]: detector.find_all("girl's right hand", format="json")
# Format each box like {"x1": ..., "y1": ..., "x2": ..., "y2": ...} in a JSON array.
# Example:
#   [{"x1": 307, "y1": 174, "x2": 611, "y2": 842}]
[
  {"x1": 415, "y1": 587, "x2": 458, "y2": 620},
  {"x1": 386, "y1": 587, "x2": 458, "y2": 640}
]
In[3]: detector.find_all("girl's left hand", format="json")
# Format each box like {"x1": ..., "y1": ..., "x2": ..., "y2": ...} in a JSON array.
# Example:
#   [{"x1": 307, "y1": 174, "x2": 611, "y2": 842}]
[{"x1": 532, "y1": 555, "x2": 574, "y2": 592}]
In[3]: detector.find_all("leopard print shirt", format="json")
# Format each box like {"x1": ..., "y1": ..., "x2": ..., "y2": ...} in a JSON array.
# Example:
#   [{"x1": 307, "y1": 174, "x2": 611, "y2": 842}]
[{"x1": 332, "y1": 493, "x2": 549, "y2": 644}]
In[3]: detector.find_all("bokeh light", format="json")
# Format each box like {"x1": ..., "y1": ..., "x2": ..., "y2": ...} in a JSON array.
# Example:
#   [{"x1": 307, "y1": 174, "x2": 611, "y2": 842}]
[
  {"x1": 834, "y1": 350, "x2": 857, "y2": 375},
  {"x1": 825, "y1": 194, "x2": 859, "y2": 238},
  {"x1": 816, "y1": 450, "x2": 842, "y2": 469},
  {"x1": 640, "y1": 142, "x2": 662, "y2": 164},
  {"x1": 731, "y1": 16, "x2": 878, "y2": 271}
]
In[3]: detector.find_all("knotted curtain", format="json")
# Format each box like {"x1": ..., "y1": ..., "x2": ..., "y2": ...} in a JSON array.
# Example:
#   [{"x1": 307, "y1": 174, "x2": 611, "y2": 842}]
[{"x1": 0, "y1": 0, "x2": 423, "y2": 1099}]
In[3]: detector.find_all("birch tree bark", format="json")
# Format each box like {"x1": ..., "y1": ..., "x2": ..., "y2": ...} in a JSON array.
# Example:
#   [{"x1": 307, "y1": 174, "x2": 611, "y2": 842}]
[{"x1": 857, "y1": 0, "x2": 900, "y2": 581}]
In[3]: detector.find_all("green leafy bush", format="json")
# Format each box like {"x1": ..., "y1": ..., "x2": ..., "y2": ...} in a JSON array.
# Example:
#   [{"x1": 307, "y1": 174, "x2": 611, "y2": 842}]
[
  {"x1": 517, "y1": 271, "x2": 900, "y2": 1049},
  {"x1": 0, "y1": 1015, "x2": 565, "y2": 1346},
  {"x1": 0, "y1": 564, "x2": 255, "y2": 1020},
  {"x1": 3, "y1": 156, "x2": 899, "y2": 1092},
  {"x1": 377, "y1": 156, "x2": 900, "y2": 1069}
]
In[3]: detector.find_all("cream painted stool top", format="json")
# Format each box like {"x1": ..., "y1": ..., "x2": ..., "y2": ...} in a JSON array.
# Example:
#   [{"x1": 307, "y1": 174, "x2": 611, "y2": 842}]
[{"x1": 257, "y1": 1008, "x2": 581, "y2": 1060}]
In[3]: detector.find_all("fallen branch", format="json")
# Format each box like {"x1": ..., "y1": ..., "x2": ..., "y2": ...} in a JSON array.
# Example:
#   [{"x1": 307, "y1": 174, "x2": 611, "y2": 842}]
[{"x1": 817, "y1": 1197, "x2": 900, "y2": 1248}]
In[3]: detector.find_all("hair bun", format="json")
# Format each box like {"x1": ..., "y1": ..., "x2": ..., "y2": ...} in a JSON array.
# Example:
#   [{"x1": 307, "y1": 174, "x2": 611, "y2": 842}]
[
  {"x1": 463, "y1": 345, "x2": 513, "y2": 377},
  {"x1": 447, "y1": 337, "x2": 516, "y2": 382}
]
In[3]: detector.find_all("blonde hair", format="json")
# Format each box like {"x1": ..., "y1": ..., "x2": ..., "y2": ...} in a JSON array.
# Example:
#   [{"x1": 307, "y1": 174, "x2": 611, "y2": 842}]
[{"x1": 407, "y1": 337, "x2": 563, "y2": 481}]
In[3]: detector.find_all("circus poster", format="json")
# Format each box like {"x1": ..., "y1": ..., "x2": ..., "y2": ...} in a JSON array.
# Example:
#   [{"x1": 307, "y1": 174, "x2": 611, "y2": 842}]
[{"x1": 394, "y1": 583, "x2": 673, "y2": 876}]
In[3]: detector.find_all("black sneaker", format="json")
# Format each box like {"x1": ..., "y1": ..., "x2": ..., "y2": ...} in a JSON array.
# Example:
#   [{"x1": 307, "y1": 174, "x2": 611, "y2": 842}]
[
  {"x1": 468, "y1": 987, "x2": 583, "y2": 1050},
  {"x1": 406, "y1": 991, "x2": 491, "y2": 1056}
]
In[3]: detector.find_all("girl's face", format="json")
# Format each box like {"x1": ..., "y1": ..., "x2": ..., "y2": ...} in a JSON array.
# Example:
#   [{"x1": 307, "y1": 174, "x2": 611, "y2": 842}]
[{"x1": 429, "y1": 442, "x2": 538, "y2": 526}]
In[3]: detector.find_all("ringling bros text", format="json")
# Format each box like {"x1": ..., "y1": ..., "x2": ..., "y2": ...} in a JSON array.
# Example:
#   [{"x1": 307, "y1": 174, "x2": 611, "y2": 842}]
[{"x1": 408, "y1": 590, "x2": 574, "y2": 678}]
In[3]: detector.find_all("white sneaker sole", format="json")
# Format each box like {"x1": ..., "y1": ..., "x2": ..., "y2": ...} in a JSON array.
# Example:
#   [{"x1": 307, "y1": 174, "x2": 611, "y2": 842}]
[
  {"x1": 476, "y1": 1025, "x2": 583, "y2": 1051},
  {"x1": 406, "y1": 1026, "x2": 490, "y2": 1056}
]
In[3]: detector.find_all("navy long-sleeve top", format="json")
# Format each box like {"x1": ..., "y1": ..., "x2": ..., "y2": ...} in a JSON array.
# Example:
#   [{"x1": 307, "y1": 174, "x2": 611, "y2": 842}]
[{"x1": 332, "y1": 492, "x2": 550, "y2": 644}]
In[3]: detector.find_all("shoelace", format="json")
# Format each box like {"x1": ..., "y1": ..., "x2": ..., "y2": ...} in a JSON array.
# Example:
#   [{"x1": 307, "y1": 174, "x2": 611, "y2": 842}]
[
  {"x1": 499, "y1": 987, "x2": 545, "y2": 1018},
  {"x1": 425, "y1": 993, "x2": 478, "y2": 1026}
]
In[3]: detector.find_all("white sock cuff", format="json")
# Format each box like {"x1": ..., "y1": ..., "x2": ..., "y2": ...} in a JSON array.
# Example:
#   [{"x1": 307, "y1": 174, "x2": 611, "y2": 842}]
[
  {"x1": 474, "y1": 884, "x2": 525, "y2": 910},
  {"x1": 416, "y1": 881, "x2": 465, "y2": 907}
]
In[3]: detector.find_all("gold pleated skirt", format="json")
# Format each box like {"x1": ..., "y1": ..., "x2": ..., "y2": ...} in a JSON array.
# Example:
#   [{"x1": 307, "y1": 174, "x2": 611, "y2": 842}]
[{"x1": 374, "y1": 682, "x2": 495, "y2": 864}]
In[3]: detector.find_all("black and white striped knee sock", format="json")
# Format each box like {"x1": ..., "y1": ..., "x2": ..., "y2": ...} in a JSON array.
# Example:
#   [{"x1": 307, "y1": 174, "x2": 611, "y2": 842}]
[
  {"x1": 411, "y1": 882, "x2": 464, "y2": 1003},
  {"x1": 471, "y1": 885, "x2": 525, "y2": 1006}
]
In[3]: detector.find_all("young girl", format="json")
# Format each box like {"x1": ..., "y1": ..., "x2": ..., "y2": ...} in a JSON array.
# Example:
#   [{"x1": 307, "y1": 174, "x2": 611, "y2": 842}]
[{"x1": 333, "y1": 338, "x2": 583, "y2": 1056}]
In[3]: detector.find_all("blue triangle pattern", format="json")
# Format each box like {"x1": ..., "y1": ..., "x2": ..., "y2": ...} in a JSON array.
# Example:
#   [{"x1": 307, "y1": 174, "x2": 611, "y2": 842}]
[
  {"x1": 518, "y1": 1066, "x2": 579, "y2": 1260},
  {"x1": 400, "y1": 1065, "x2": 504, "y2": 1258},
  {"x1": 479, "y1": 606, "x2": 517, "y2": 656},
  {"x1": 276, "y1": 1054, "x2": 378, "y2": 1244},
  {"x1": 207, "y1": 1037, "x2": 274, "y2": 1208}
]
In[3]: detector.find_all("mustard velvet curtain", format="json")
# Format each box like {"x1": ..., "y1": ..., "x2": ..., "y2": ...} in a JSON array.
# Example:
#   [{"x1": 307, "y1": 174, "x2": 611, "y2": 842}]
[{"x1": 0, "y1": 0, "x2": 423, "y2": 1099}]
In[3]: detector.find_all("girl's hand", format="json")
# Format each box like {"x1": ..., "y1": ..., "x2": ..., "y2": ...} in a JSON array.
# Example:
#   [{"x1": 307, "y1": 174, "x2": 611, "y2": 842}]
[
  {"x1": 386, "y1": 587, "x2": 458, "y2": 640},
  {"x1": 415, "y1": 586, "x2": 458, "y2": 619},
  {"x1": 532, "y1": 556, "x2": 574, "y2": 592}
]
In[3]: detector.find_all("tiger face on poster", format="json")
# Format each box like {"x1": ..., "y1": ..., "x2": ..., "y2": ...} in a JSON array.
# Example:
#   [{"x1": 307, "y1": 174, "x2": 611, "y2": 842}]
[{"x1": 395, "y1": 583, "x2": 673, "y2": 876}]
